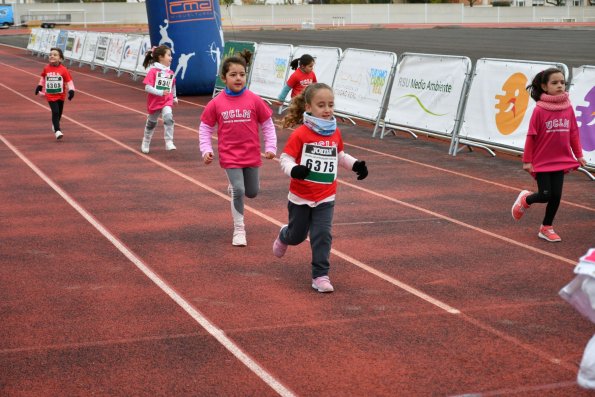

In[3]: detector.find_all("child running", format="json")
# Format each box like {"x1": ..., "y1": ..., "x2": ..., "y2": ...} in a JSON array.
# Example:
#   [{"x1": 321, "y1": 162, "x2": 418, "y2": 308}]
[
  {"x1": 278, "y1": 54, "x2": 317, "y2": 104},
  {"x1": 35, "y1": 47, "x2": 75, "y2": 140},
  {"x1": 272, "y1": 83, "x2": 368, "y2": 293},
  {"x1": 199, "y1": 51, "x2": 277, "y2": 247},
  {"x1": 141, "y1": 45, "x2": 178, "y2": 154},
  {"x1": 511, "y1": 68, "x2": 586, "y2": 242}
]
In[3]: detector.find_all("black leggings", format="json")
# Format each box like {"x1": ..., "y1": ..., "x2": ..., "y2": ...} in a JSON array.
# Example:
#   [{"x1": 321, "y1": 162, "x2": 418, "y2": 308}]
[
  {"x1": 48, "y1": 100, "x2": 64, "y2": 132},
  {"x1": 526, "y1": 170, "x2": 564, "y2": 226}
]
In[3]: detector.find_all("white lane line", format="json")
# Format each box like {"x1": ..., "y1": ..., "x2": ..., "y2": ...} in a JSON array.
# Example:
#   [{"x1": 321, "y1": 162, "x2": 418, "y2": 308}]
[{"x1": 0, "y1": 133, "x2": 296, "y2": 397}]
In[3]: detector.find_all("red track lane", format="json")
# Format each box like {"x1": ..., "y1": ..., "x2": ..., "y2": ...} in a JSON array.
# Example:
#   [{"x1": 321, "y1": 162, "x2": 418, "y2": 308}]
[{"x1": 1, "y1": 44, "x2": 594, "y2": 396}]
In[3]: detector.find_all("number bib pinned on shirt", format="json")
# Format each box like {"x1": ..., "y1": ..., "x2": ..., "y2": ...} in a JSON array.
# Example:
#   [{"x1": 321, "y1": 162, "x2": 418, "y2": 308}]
[
  {"x1": 155, "y1": 72, "x2": 173, "y2": 91},
  {"x1": 45, "y1": 76, "x2": 63, "y2": 94},
  {"x1": 300, "y1": 144, "x2": 338, "y2": 184}
]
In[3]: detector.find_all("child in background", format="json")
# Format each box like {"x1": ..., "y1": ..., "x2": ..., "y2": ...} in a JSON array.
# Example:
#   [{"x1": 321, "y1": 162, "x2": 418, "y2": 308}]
[
  {"x1": 141, "y1": 45, "x2": 178, "y2": 154},
  {"x1": 272, "y1": 83, "x2": 368, "y2": 293},
  {"x1": 278, "y1": 54, "x2": 317, "y2": 104},
  {"x1": 199, "y1": 51, "x2": 277, "y2": 247},
  {"x1": 35, "y1": 47, "x2": 75, "y2": 140},
  {"x1": 511, "y1": 68, "x2": 586, "y2": 242}
]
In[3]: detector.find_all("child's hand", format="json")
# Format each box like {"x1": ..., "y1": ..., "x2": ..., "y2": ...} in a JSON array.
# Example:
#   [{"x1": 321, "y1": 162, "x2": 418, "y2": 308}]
[
  {"x1": 290, "y1": 165, "x2": 310, "y2": 180},
  {"x1": 203, "y1": 152, "x2": 214, "y2": 165},
  {"x1": 264, "y1": 151, "x2": 275, "y2": 159},
  {"x1": 162, "y1": 89, "x2": 170, "y2": 96},
  {"x1": 522, "y1": 162, "x2": 533, "y2": 173},
  {"x1": 173, "y1": 97, "x2": 179, "y2": 105},
  {"x1": 68, "y1": 90, "x2": 75, "y2": 101},
  {"x1": 352, "y1": 160, "x2": 368, "y2": 180},
  {"x1": 578, "y1": 157, "x2": 587, "y2": 167},
  {"x1": 35, "y1": 85, "x2": 42, "y2": 95}
]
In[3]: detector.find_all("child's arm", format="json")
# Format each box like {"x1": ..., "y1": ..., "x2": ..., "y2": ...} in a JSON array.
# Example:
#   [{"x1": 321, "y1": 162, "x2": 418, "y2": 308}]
[
  {"x1": 278, "y1": 84, "x2": 291, "y2": 102},
  {"x1": 522, "y1": 135, "x2": 535, "y2": 173},
  {"x1": 339, "y1": 151, "x2": 368, "y2": 180},
  {"x1": 199, "y1": 122, "x2": 215, "y2": 164},
  {"x1": 260, "y1": 118, "x2": 277, "y2": 159},
  {"x1": 67, "y1": 81, "x2": 75, "y2": 100},
  {"x1": 35, "y1": 76, "x2": 44, "y2": 95},
  {"x1": 280, "y1": 153, "x2": 309, "y2": 179},
  {"x1": 570, "y1": 118, "x2": 587, "y2": 167},
  {"x1": 145, "y1": 84, "x2": 164, "y2": 96},
  {"x1": 172, "y1": 85, "x2": 178, "y2": 104}
]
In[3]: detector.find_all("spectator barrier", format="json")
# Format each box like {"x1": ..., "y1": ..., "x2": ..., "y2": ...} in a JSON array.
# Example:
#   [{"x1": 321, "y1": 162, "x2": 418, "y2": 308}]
[{"x1": 25, "y1": 29, "x2": 594, "y2": 177}]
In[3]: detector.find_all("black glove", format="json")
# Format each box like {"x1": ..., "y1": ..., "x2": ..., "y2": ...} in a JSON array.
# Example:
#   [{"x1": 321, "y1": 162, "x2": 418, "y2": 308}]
[
  {"x1": 352, "y1": 160, "x2": 368, "y2": 180},
  {"x1": 290, "y1": 165, "x2": 310, "y2": 180},
  {"x1": 35, "y1": 85, "x2": 42, "y2": 95},
  {"x1": 68, "y1": 90, "x2": 75, "y2": 101}
]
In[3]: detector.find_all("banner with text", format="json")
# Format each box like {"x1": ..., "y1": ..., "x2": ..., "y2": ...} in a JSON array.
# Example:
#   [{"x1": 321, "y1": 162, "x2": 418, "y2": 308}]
[
  {"x1": 384, "y1": 53, "x2": 471, "y2": 136},
  {"x1": 119, "y1": 35, "x2": 144, "y2": 74},
  {"x1": 460, "y1": 58, "x2": 568, "y2": 151},
  {"x1": 248, "y1": 43, "x2": 293, "y2": 100},
  {"x1": 80, "y1": 31, "x2": 99, "y2": 65},
  {"x1": 332, "y1": 48, "x2": 397, "y2": 123},
  {"x1": 105, "y1": 33, "x2": 127, "y2": 70}
]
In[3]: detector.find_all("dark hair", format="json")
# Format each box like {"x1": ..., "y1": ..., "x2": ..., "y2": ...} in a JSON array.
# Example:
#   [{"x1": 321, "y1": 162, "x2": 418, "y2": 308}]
[
  {"x1": 142, "y1": 45, "x2": 171, "y2": 69},
  {"x1": 526, "y1": 68, "x2": 565, "y2": 102},
  {"x1": 282, "y1": 83, "x2": 332, "y2": 128},
  {"x1": 49, "y1": 47, "x2": 64, "y2": 61},
  {"x1": 220, "y1": 49, "x2": 252, "y2": 78},
  {"x1": 289, "y1": 54, "x2": 315, "y2": 70}
]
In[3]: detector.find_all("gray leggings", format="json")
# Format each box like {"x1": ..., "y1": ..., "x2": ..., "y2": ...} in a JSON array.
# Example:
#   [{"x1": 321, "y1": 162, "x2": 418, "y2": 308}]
[
  {"x1": 225, "y1": 168, "x2": 260, "y2": 227},
  {"x1": 279, "y1": 201, "x2": 335, "y2": 278}
]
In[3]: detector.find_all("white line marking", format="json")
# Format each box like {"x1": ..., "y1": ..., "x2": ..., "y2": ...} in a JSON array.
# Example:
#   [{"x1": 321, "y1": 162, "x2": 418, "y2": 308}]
[{"x1": 0, "y1": 133, "x2": 296, "y2": 397}]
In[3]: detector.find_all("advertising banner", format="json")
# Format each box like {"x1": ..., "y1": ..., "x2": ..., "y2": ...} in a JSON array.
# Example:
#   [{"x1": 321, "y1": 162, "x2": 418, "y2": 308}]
[
  {"x1": 333, "y1": 48, "x2": 397, "y2": 122},
  {"x1": 55, "y1": 30, "x2": 68, "y2": 52},
  {"x1": 119, "y1": 35, "x2": 144, "y2": 74},
  {"x1": 248, "y1": 43, "x2": 293, "y2": 100},
  {"x1": 292, "y1": 45, "x2": 342, "y2": 88},
  {"x1": 384, "y1": 53, "x2": 471, "y2": 135},
  {"x1": 145, "y1": 0, "x2": 224, "y2": 95},
  {"x1": 570, "y1": 66, "x2": 595, "y2": 166},
  {"x1": 135, "y1": 35, "x2": 152, "y2": 77},
  {"x1": 93, "y1": 33, "x2": 112, "y2": 68},
  {"x1": 27, "y1": 28, "x2": 40, "y2": 52},
  {"x1": 105, "y1": 33, "x2": 127, "y2": 70},
  {"x1": 80, "y1": 31, "x2": 99, "y2": 65},
  {"x1": 460, "y1": 58, "x2": 567, "y2": 151}
]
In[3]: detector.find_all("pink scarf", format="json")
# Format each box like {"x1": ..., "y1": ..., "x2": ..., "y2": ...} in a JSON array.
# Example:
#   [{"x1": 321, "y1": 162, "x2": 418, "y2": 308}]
[{"x1": 537, "y1": 92, "x2": 572, "y2": 111}]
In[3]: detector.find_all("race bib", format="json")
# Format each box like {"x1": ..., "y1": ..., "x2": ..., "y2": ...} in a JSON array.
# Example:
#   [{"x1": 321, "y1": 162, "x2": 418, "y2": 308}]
[
  {"x1": 300, "y1": 144, "x2": 338, "y2": 184},
  {"x1": 45, "y1": 75, "x2": 63, "y2": 94},
  {"x1": 155, "y1": 72, "x2": 173, "y2": 91}
]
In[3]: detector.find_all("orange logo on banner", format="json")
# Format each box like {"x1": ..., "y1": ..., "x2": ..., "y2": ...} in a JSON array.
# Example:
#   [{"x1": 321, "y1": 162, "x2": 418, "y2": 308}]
[{"x1": 494, "y1": 72, "x2": 529, "y2": 135}]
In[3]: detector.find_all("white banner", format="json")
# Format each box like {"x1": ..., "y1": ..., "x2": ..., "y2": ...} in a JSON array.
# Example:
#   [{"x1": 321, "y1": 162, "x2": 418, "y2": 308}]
[
  {"x1": 44, "y1": 29, "x2": 59, "y2": 55},
  {"x1": 27, "y1": 28, "x2": 40, "y2": 52},
  {"x1": 104, "y1": 33, "x2": 126, "y2": 69},
  {"x1": 93, "y1": 33, "x2": 112, "y2": 67},
  {"x1": 570, "y1": 66, "x2": 595, "y2": 167},
  {"x1": 135, "y1": 36, "x2": 152, "y2": 76},
  {"x1": 119, "y1": 35, "x2": 143, "y2": 74},
  {"x1": 292, "y1": 45, "x2": 341, "y2": 88},
  {"x1": 80, "y1": 31, "x2": 99, "y2": 64},
  {"x1": 384, "y1": 54, "x2": 471, "y2": 135},
  {"x1": 333, "y1": 48, "x2": 397, "y2": 122},
  {"x1": 68, "y1": 31, "x2": 87, "y2": 62},
  {"x1": 460, "y1": 58, "x2": 567, "y2": 150},
  {"x1": 248, "y1": 43, "x2": 293, "y2": 100}
]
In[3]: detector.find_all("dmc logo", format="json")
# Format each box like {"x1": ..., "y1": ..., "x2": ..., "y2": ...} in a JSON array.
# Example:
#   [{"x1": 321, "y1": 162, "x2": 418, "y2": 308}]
[
  {"x1": 575, "y1": 86, "x2": 595, "y2": 151},
  {"x1": 494, "y1": 72, "x2": 529, "y2": 135}
]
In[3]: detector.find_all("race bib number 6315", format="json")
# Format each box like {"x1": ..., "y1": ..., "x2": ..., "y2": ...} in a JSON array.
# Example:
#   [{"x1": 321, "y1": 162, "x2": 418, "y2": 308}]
[{"x1": 300, "y1": 144, "x2": 338, "y2": 184}]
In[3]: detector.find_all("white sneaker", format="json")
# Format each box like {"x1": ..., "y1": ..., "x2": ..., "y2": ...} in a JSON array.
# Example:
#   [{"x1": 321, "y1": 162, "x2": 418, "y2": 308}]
[
  {"x1": 232, "y1": 230, "x2": 247, "y2": 247},
  {"x1": 165, "y1": 141, "x2": 177, "y2": 151},
  {"x1": 141, "y1": 139, "x2": 150, "y2": 154},
  {"x1": 55, "y1": 130, "x2": 63, "y2": 140}
]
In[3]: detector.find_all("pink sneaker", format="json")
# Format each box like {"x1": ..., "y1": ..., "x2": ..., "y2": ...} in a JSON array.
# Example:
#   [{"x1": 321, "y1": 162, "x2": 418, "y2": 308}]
[
  {"x1": 312, "y1": 276, "x2": 334, "y2": 293},
  {"x1": 272, "y1": 225, "x2": 288, "y2": 258},
  {"x1": 538, "y1": 225, "x2": 561, "y2": 242},
  {"x1": 511, "y1": 190, "x2": 531, "y2": 221}
]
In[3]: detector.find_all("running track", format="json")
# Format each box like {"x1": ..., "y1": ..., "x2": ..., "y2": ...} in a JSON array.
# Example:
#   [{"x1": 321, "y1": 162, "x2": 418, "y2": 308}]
[{"x1": 1, "y1": 42, "x2": 594, "y2": 396}]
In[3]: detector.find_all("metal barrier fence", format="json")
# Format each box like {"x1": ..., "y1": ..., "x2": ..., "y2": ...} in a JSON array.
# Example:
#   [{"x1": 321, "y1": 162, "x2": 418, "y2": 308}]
[{"x1": 27, "y1": 28, "x2": 594, "y2": 179}]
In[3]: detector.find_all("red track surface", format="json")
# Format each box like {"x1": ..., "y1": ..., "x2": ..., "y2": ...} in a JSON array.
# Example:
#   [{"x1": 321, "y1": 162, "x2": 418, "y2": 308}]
[{"x1": 1, "y1": 43, "x2": 594, "y2": 396}]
